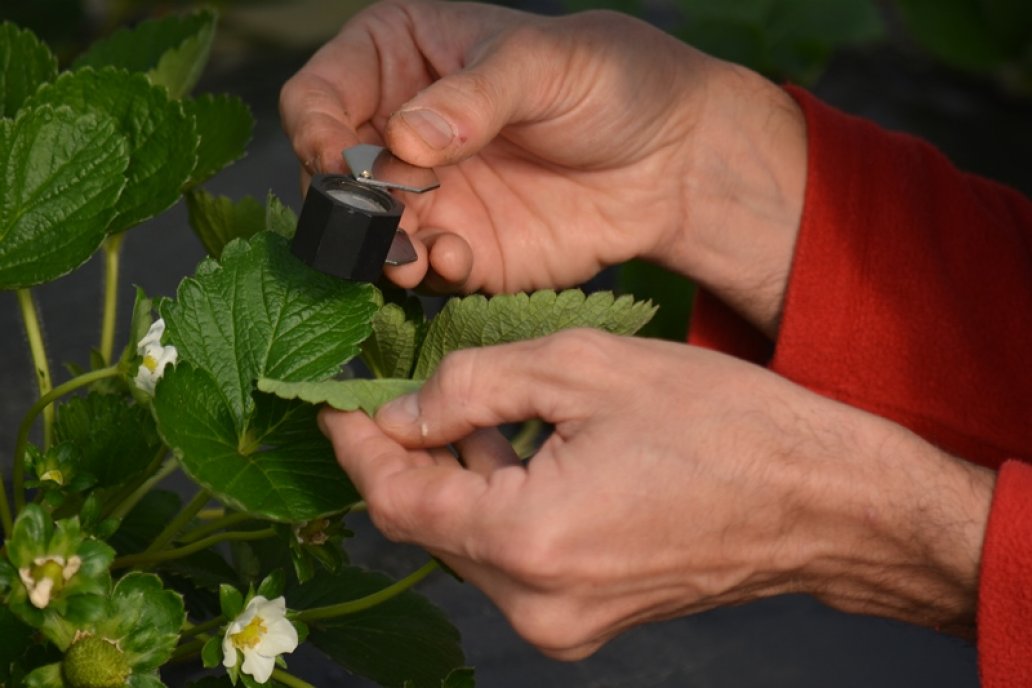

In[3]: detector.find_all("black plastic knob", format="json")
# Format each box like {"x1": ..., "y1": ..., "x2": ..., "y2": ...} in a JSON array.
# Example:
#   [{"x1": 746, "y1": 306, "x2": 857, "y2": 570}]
[{"x1": 291, "y1": 174, "x2": 403, "y2": 282}]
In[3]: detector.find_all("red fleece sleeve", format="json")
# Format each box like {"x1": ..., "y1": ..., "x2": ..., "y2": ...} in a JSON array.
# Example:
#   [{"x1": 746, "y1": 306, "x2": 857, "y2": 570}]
[{"x1": 690, "y1": 87, "x2": 1032, "y2": 683}]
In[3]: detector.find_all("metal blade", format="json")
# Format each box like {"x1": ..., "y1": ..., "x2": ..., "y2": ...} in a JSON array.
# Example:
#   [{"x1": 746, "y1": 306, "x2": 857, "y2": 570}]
[{"x1": 384, "y1": 228, "x2": 418, "y2": 265}]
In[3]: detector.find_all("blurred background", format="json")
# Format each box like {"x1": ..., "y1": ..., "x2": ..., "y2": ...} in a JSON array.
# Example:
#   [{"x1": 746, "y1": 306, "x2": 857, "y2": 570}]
[{"x1": 1, "y1": 0, "x2": 1030, "y2": 685}]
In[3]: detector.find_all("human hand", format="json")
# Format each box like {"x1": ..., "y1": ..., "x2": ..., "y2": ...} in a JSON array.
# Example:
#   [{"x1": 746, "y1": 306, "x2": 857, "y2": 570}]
[
  {"x1": 281, "y1": 1, "x2": 806, "y2": 333},
  {"x1": 319, "y1": 329, "x2": 993, "y2": 658}
]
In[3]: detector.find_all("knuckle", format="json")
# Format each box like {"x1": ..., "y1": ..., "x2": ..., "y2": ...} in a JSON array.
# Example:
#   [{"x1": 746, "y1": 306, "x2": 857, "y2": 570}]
[
  {"x1": 503, "y1": 595, "x2": 598, "y2": 658},
  {"x1": 542, "y1": 328, "x2": 618, "y2": 377},
  {"x1": 432, "y1": 350, "x2": 480, "y2": 403}
]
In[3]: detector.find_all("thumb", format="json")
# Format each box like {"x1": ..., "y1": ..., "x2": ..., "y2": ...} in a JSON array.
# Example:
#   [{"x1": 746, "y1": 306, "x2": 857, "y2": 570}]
[
  {"x1": 384, "y1": 40, "x2": 549, "y2": 168},
  {"x1": 374, "y1": 331, "x2": 609, "y2": 447}
]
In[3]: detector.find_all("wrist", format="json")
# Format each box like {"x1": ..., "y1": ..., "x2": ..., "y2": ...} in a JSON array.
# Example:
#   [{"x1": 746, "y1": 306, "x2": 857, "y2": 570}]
[
  {"x1": 791, "y1": 403, "x2": 993, "y2": 634},
  {"x1": 651, "y1": 63, "x2": 806, "y2": 338}
]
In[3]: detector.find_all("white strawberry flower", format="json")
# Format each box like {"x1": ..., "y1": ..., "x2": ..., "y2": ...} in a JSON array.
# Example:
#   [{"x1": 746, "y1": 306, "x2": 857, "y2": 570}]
[
  {"x1": 134, "y1": 319, "x2": 177, "y2": 395},
  {"x1": 18, "y1": 554, "x2": 82, "y2": 608},
  {"x1": 222, "y1": 595, "x2": 299, "y2": 683}
]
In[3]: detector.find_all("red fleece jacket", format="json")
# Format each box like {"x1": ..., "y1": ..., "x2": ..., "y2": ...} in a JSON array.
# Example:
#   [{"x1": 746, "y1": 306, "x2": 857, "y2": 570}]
[{"x1": 688, "y1": 87, "x2": 1032, "y2": 685}]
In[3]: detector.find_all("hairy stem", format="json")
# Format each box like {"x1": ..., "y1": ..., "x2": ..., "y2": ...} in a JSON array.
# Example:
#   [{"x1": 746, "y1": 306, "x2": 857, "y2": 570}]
[
  {"x1": 12, "y1": 366, "x2": 122, "y2": 512},
  {"x1": 143, "y1": 488, "x2": 210, "y2": 554},
  {"x1": 297, "y1": 559, "x2": 438, "y2": 623},
  {"x1": 0, "y1": 473, "x2": 12, "y2": 539},
  {"x1": 99, "y1": 233, "x2": 125, "y2": 365},
  {"x1": 112, "y1": 527, "x2": 277, "y2": 570},
  {"x1": 271, "y1": 669, "x2": 317, "y2": 688},
  {"x1": 106, "y1": 455, "x2": 176, "y2": 521},
  {"x1": 181, "y1": 614, "x2": 226, "y2": 640},
  {"x1": 16, "y1": 289, "x2": 53, "y2": 468},
  {"x1": 178, "y1": 511, "x2": 254, "y2": 544}
]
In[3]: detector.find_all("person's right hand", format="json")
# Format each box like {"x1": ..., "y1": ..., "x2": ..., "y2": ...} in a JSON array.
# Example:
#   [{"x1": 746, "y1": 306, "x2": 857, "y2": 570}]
[{"x1": 280, "y1": 1, "x2": 806, "y2": 334}]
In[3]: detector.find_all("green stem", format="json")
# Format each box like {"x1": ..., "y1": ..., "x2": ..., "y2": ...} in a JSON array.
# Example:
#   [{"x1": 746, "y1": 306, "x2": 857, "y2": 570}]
[
  {"x1": 177, "y1": 512, "x2": 253, "y2": 544},
  {"x1": 106, "y1": 455, "x2": 176, "y2": 521},
  {"x1": 0, "y1": 473, "x2": 13, "y2": 540},
  {"x1": 112, "y1": 527, "x2": 276, "y2": 570},
  {"x1": 181, "y1": 614, "x2": 226, "y2": 640},
  {"x1": 16, "y1": 289, "x2": 53, "y2": 454},
  {"x1": 142, "y1": 489, "x2": 210, "y2": 554},
  {"x1": 297, "y1": 559, "x2": 438, "y2": 623},
  {"x1": 99, "y1": 233, "x2": 125, "y2": 365},
  {"x1": 169, "y1": 637, "x2": 206, "y2": 662},
  {"x1": 271, "y1": 669, "x2": 317, "y2": 688},
  {"x1": 12, "y1": 366, "x2": 122, "y2": 512}
]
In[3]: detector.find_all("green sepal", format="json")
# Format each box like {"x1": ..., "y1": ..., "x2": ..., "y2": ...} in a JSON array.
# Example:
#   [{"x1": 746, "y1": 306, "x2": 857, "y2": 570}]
[
  {"x1": 362, "y1": 296, "x2": 428, "y2": 379},
  {"x1": 219, "y1": 584, "x2": 244, "y2": 621},
  {"x1": 201, "y1": 634, "x2": 223, "y2": 669},
  {"x1": 256, "y1": 569, "x2": 286, "y2": 600},
  {"x1": 96, "y1": 573, "x2": 185, "y2": 672},
  {"x1": 23, "y1": 662, "x2": 62, "y2": 688}
]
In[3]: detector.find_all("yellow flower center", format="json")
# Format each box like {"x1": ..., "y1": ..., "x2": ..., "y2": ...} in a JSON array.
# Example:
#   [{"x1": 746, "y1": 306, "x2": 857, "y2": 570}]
[
  {"x1": 142, "y1": 354, "x2": 159, "y2": 373},
  {"x1": 230, "y1": 615, "x2": 268, "y2": 650}
]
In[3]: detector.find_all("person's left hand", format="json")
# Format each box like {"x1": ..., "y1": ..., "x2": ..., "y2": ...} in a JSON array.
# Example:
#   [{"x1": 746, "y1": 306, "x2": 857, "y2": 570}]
[{"x1": 319, "y1": 329, "x2": 992, "y2": 658}]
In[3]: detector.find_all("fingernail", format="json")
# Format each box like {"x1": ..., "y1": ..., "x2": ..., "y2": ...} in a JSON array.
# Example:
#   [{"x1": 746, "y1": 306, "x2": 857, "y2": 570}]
[
  {"x1": 378, "y1": 393, "x2": 420, "y2": 426},
  {"x1": 397, "y1": 108, "x2": 454, "y2": 150}
]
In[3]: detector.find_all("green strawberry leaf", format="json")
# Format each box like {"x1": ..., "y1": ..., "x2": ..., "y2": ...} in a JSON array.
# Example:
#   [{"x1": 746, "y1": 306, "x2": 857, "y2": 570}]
[
  {"x1": 0, "y1": 22, "x2": 58, "y2": 118},
  {"x1": 160, "y1": 231, "x2": 379, "y2": 431},
  {"x1": 72, "y1": 9, "x2": 217, "y2": 99},
  {"x1": 0, "y1": 105, "x2": 128, "y2": 289},
  {"x1": 441, "y1": 667, "x2": 476, "y2": 688},
  {"x1": 413, "y1": 289, "x2": 656, "y2": 378},
  {"x1": 291, "y1": 566, "x2": 465, "y2": 688},
  {"x1": 97, "y1": 572, "x2": 185, "y2": 672},
  {"x1": 265, "y1": 192, "x2": 298, "y2": 239},
  {"x1": 153, "y1": 363, "x2": 361, "y2": 522},
  {"x1": 257, "y1": 377, "x2": 420, "y2": 415},
  {"x1": 362, "y1": 298, "x2": 427, "y2": 379},
  {"x1": 54, "y1": 392, "x2": 163, "y2": 488},
  {"x1": 25, "y1": 67, "x2": 198, "y2": 234},
  {"x1": 184, "y1": 93, "x2": 253, "y2": 186},
  {"x1": 184, "y1": 188, "x2": 267, "y2": 259}
]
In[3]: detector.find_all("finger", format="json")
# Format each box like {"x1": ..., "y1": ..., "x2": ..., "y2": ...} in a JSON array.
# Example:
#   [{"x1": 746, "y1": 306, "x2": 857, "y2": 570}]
[
  {"x1": 375, "y1": 330, "x2": 611, "y2": 446},
  {"x1": 318, "y1": 408, "x2": 487, "y2": 547},
  {"x1": 280, "y1": 72, "x2": 360, "y2": 175},
  {"x1": 383, "y1": 22, "x2": 557, "y2": 168},
  {"x1": 454, "y1": 428, "x2": 521, "y2": 476},
  {"x1": 421, "y1": 231, "x2": 475, "y2": 293}
]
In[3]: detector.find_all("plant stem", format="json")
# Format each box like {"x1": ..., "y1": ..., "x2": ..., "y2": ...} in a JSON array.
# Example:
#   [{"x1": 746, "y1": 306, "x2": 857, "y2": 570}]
[
  {"x1": 99, "y1": 233, "x2": 125, "y2": 365},
  {"x1": 181, "y1": 614, "x2": 226, "y2": 639},
  {"x1": 511, "y1": 419, "x2": 543, "y2": 459},
  {"x1": 0, "y1": 473, "x2": 13, "y2": 539},
  {"x1": 297, "y1": 559, "x2": 438, "y2": 623},
  {"x1": 271, "y1": 669, "x2": 317, "y2": 688},
  {"x1": 177, "y1": 512, "x2": 253, "y2": 544},
  {"x1": 16, "y1": 289, "x2": 53, "y2": 454},
  {"x1": 112, "y1": 527, "x2": 276, "y2": 570},
  {"x1": 169, "y1": 637, "x2": 206, "y2": 662},
  {"x1": 143, "y1": 488, "x2": 210, "y2": 554},
  {"x1": 106, "y1": 455, "x2": 176, "y2": 521},
  {"x1": 12, "y1": 365, "x2": 122, "y2": 512}
]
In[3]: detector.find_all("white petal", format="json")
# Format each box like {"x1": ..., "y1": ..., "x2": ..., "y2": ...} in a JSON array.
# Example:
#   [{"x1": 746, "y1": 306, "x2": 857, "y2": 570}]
[
  {"x1": 241, "y1": 649, "x2": 276, "y2": 683},
  {"x1": 256, "y1": 619, "x2": 298, "y2": 656},
  {"x1": 222, "y1": 638, "x2": 238, "y2": 669},
  {"x1": 137, "y1": 320, "x2": 166, "y2": 354},
  {"x1": 28, "y1": 577, "x2": 54, "y2": 608}
]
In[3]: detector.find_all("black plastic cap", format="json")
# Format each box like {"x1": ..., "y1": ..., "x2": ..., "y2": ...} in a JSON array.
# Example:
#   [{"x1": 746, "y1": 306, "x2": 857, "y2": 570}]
[{"x1": 291, "y1": 174, "x2": 403, "y2": 282}]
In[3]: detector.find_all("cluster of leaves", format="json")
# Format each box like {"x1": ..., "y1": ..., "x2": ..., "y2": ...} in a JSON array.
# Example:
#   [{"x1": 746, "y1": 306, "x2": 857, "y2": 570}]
[{"x1": 1, "y1": 9, "x2": 657, "y2": 688}]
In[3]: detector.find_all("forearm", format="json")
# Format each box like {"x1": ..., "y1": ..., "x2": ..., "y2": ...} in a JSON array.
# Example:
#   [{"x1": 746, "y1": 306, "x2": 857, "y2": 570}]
[
  {"x1": 791, "y1": 400, "x2": 994, "y2": 635},
  {"x1": 649, "y1": 62, "x2": 807, "y2": 339}
]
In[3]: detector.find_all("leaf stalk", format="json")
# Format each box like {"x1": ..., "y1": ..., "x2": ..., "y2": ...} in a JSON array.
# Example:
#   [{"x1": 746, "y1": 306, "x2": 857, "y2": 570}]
[{"x1": 296, "y1": 559, "x2": 439, "y2": 623}]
